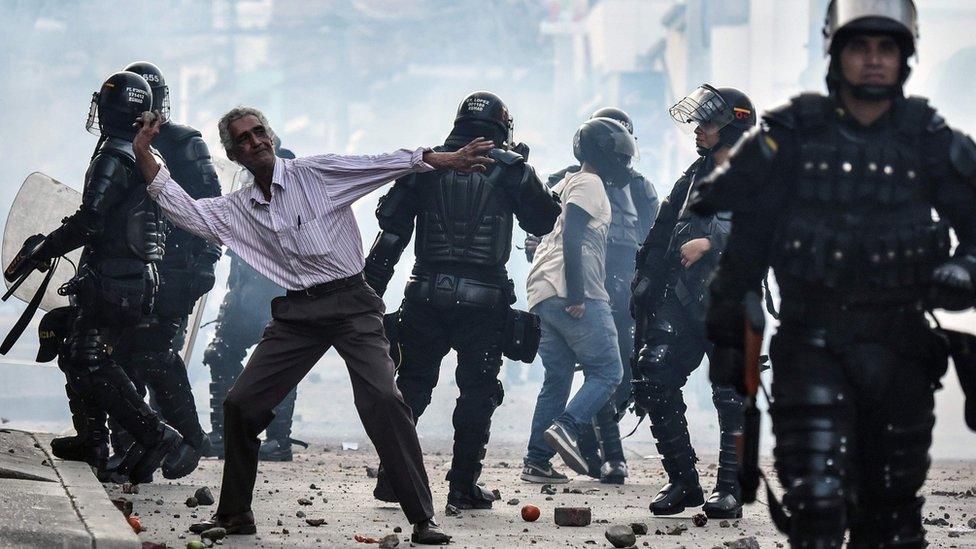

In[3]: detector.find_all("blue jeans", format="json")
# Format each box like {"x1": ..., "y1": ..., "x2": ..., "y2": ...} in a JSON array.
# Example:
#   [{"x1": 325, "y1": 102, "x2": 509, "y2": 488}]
[{"x1": 524, "y1": 296, "x2": 623, "y2": 466}]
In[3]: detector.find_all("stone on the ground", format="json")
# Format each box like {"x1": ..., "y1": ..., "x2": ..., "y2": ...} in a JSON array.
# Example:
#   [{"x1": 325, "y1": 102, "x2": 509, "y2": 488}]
[
  {"x1": 665, "y1": 523, "x2": 687, "y2": 535},
  {"x1": 112, "y1": 497, "x2": 133, "y2": 517},
  {"x1": 378, "y1": 533, "x2": 400, "y2": 548},
  {"x1": 298, "y1": 497, "x2": 313, "y2": 506},
  {"x1": 630, "y1": 522, "x2": 648, "y2": 535},
  {"x1": 541, "y1": 484, "x2": 557, "y2": 495},
  {"x1": 305, "y1": 518, "x2": 326, "y2": 526},
  {"x1": 507, "y1": 498, "x2": 520, "y2": 505},
  {"x1": 185, "y1": 496, "x2": 198, "y2": 508},
  {"x1": 194, "y1": 486, "x2": 215, "y2": 505},
  {"x1": 554, "y1": 507, "x2": 591, "y2": 527},
  {"x1": 605, "y1": 524, "x2": 637, "y2": 548},
  {"x1": 693, "y1": 513, "x2": 708, "y2": 527}
]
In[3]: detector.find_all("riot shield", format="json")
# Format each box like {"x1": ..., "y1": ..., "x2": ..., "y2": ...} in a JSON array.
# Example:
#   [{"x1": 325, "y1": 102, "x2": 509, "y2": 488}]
[{"x1": 2, "y1": 173, "x2": 82, "y2": 311}]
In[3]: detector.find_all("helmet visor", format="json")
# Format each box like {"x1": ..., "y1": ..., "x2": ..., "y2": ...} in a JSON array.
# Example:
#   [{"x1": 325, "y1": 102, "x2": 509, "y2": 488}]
[{"x1": 669, "y1": 85, "x2": 734, "y2": 136}]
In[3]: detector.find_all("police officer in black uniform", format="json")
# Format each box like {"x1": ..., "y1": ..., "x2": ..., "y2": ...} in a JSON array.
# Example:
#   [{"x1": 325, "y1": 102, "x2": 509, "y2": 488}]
[
  {"x1": 527, "y1": 107, "x2": 659, "y2": 484},
  {"x1": 202, "y1": 139, "x2": 296, "y2": 462},
  {"x1": 364, "y1": 91, "x2": 561, "y2": 509},
  {"x1": 24, "y1": 72, "x2": 182, "y2": 483},
  {"x1": 690, "y1": 1, "x2": 976, "y2": 546},
  {"x1": 631, "y1": 84, "x2": 756, "y2": 518},
  {"x1": 91, "y1": 61, "x2": 223, "y2": 477}
]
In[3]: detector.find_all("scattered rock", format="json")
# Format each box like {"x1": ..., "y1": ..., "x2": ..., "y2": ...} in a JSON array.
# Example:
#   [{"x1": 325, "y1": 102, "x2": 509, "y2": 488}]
[
  {"x1": 968, "y1": 517, "x2": 976, "y2": 529},
  {"x1": 605, "y1": 524, "x2": 637, "y2": 548},
  {"x1": 630, "y1": 522, "x2": 648, "y2": 535},
  {"x1": 122, "y1": 483, "x2": 139, "y2": 494},
  {"x1": 194, "y1": 487, "x2": 215, "y2": 506},
  {"x1": 185, "y1": 497, "x2": 198, "y2": 508},
  {"x1": 112, "y1": 498, "x2": 133, "y2": 517},
  {"x1": 298, "y1": 497, "x2": 313, "y2": 506},
  {"x1": 200, "y1": 527, "x2": 226, "y2": 542},
  {"x1": 445, "y1": 504, "x2": 460, "y2": 516},
  {"x1": 155, "y1": 499, "x2": 164, "y2": 506},
  {"x1": 492, "y1": 489, "x2": 502, "y2": 500},
  {"x1": 309, "y1": 483, "x2": 319, "y2": 489},
  {"x1": 378, "y1": 533, "x2": 400, "y2": 548},
  {"x1": 554, "y1": 507, "x2": 591, "y2": 527},
  {"x1": 507, "y1": 498, "x2": 520, "y2": 505},
  {"x1": 563, "y1": 487, "x2": 583, "y2": 494},
  {"x1": 305, "y1": 518, "x2": 326, "y2": 527},
  {"x1": 541, "y1": 484, "x2": 557, "y2": 495},
  {"x1": 393, "y1": 526, "x2": 402, "y2": 533},
  {"x1": 923, "y1": 517, "x2": 950, "y2": 526},
  {"x1": 719, "y1": 520, "x2": 731, "y2": 528},
  {"x1": 692, "y1": 513, "x2": 708, "y2": 527},
  {"x1": 723, "y1": 537, "x2": 760, "y2": 549},
  {"x1": 366, "y1": 467, "x2": 379, "y2": 478},
  {"x1": 665, "y1": 523, "x2": 688, "y2": 535},
  {"x1": 296, "y1": 510, "x2": 306, "y2": 518},
  {"x1": 276, "y1": 519, "x2": 283, "y2": 526},
  {"x1": 185, "y1": 542, "x2": 205, "y2": 549}
]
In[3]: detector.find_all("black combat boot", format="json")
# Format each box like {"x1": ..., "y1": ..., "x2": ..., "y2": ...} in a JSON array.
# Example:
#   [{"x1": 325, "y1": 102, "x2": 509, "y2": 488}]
[
  {"x1": 703, "y1": 386, "x2": 744, "y2": 519},
  {"x1": 594, "y1": 405, "x2": 627, "y2": 485},
  {"x1": 447, "y1": 480, "x2": 497, "y2": 510},
  {"x1": 259, "y1": 389, "x2": 300, "y2": 461},
  {"x1": 648, "y1": 389, "x2": 703, "y2": 515},
  {"x1": 577, "y1": 422, "x2": 603, "y2": 479},
  {"x1": 50, "y1": 386, "x2": 109, "y2": 472}
]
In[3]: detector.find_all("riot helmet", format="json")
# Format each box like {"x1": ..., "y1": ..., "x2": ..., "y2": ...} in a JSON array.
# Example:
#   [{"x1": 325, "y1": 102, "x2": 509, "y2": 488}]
[
  {"x1": 85, "y1": 71, "x2": 153, "y2": 141},
  {"x1": 452, "y1": 91, "x2": 514, "y2": 148},
  {"x1": 670, "y1": 84, "x2": 756, "y2": 153},
  {"x1": 590, "y1": 107, "x2": 634, "y2": 134},
  {"x1": 823, "y1": 0, "x2": 919, "y2": 100},
  {"x1": 573, "y1": 117, "x2": 639, "y2": 186},
  {"x1": 122, "y1": 61, "x2": 170, "y2": 119}
]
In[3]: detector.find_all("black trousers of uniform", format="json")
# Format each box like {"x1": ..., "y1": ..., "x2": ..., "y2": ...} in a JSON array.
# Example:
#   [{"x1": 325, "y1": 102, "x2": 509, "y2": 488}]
[
  {"x1": 215, "y1": 276, "x2": 434, "y2": 524},
  {"x1": 394, "y1": 297, "x2": 507, "y2": 485},
  {"x1": 769, "y1": 306, "x2": 945, "y2": 548}
]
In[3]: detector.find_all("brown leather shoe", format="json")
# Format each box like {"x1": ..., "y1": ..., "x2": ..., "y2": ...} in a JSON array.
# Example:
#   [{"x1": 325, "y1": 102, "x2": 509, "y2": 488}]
[
  {"x1": 411, "y1": 517, "x2": 451, "y2": 545},
  {"x1": 188, "y1": 511, "x2": 257, "y2": 535}
]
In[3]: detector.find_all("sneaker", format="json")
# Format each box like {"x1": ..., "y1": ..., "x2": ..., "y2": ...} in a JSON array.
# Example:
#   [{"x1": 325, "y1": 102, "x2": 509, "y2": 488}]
[
  {"x1": 543, "y1": 422, "x2": 590, "y2": 476},
  {"x1": 521, "y1": 462, "x2": 570, "y2": 484}
]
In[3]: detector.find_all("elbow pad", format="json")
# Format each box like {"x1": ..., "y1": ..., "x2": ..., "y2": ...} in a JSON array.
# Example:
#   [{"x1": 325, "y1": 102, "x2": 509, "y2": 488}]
[
  {"x1": 515, "y1": 164, "x2": 561, "y2": 237},
  {"x1": 364, "y1": 231, "x2": 407, "y2": 296}
]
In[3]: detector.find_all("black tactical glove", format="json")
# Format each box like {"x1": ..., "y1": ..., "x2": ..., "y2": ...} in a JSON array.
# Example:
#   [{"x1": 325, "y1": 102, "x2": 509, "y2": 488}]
[{"x1": 929, "y1": 256, "x2": 976, "y2": 311}]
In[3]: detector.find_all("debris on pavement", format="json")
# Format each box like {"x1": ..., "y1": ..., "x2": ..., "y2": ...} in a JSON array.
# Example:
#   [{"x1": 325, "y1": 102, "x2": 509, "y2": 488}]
[
  {"x1": 554, "y1": 507, "x2": 591, "y2": 527},
  {"x1": 693, "y1": 512, "x2": 708, "y2": 527},
  {"x1": 605, "y1": 524, "x2": 637, "y2": 548},
  {"x1": 194, "y1": 487, "x2": 215, "y2": 505},
  {"x1": 521, "y1": 505, "x2": 540, "y2": 522}
]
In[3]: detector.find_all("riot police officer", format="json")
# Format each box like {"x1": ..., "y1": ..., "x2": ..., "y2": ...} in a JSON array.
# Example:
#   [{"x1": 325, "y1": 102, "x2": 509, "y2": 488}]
[
  {"x1": 365, "y1": 91, "x2": 561, "y2": 509},
  {"x1": 202, "y1": 138, "x2": 299, "y2": 461},
  {"x1": 94, "y1": 61, "x2": 223, "y2": 477},
  {"x1": 532, "y1": 107, "x2": 659, "y2": 484},
  {"x1": 25, "y1": 72, "x2": 182, "y2": 482},
  {"x1": 690, "y1": 1, "x2": 976, "y2": 546},
  {"x1": 631, "y1": 84, "x2": 756, "y2": 518}
]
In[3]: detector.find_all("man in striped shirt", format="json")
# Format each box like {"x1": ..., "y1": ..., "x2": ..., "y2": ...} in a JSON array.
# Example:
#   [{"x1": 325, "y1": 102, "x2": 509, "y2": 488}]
[{"x1": 132, "y1": 106, "x2": 495, "y2": 544}]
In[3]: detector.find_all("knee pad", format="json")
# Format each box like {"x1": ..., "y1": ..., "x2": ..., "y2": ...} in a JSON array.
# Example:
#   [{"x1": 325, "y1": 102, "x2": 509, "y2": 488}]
[{"x1": 67, "y1": 329, "x2": 110, "y2": 371}]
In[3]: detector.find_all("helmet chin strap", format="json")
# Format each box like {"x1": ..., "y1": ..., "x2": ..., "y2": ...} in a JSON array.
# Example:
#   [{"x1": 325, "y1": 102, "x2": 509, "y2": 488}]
[{"x1": 847, "y1": 81, "x2": 902, "y2": 102}]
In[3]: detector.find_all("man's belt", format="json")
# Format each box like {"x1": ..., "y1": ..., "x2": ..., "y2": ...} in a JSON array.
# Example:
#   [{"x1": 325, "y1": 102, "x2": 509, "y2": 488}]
[{"x1": 287, "y1": 272, "x2": 364, "y2": 298}]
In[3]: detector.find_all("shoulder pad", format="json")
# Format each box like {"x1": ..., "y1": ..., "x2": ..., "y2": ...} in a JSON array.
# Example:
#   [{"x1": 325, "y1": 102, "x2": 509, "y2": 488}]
[
  {"x1": 790, "y1": 92, "x2": 831, "y2": 130},
  {"x1": 97, "y1": 137, "x2": 135, "y2": 164},
  {"x1": 949, "y1": 129, "x2": 976, "y2": 179},
  {"x1": 488, "y1": 148, "x2": 524, "y2": 165},
  {"x1": 895, "y1": 96, "x2": 934, "y2": 138},
  {"x1": 762, "y1": 99, "x2": 796, "y2": 130},
  {"x1": 160, "y1": 122, "x2": 202, "y2": 143},
  {"x1": 927, "y1": 111, "x2": 948, "y2": 133}
]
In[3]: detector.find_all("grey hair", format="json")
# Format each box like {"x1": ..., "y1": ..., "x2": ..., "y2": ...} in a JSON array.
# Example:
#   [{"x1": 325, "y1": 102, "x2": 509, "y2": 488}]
[{"x1": 217, "y1": 106, "x2": 275, "y2": 152}]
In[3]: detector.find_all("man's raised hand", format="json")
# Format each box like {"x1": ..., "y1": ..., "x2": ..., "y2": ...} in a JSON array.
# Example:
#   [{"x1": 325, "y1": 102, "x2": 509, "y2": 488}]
[
  {"x1": 132, "y1": 110, "x2": 162, "y2": 153},
  {"x1": 423, "y1": 137, "x2": 496, "y2": 174}
]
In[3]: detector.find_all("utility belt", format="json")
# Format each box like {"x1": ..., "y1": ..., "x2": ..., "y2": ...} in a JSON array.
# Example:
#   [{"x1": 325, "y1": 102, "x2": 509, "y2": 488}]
[
  {"x1": 403, "y1": 273, "x2": 541, "y2": 363},
  {"x1": 60, "y1": 258, "x2": 158, "y2": 325}
]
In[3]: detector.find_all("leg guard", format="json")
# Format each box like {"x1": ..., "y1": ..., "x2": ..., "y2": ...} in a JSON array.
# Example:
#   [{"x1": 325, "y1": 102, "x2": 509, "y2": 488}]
[
  {"x1": 769, "y1": 335, "x2": 852, "y2": 548},
  {"x1": 202, "y1": 331, "x2": 247, "y2": 455},
  {"x1": 265, "y1": 387, "x2": 297, "y2": 442},
  {"x1": 50, "y1": 383, "x2": 109, "y2": 470},
  {"x1": 702, "y1": 385, "x2": 744, "y2": 519}
]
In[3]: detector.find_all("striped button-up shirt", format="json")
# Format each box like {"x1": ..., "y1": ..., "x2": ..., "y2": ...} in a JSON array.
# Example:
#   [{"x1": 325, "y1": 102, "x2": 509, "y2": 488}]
[{"x1": 147, "y1": 148, "x2": 433, "y2": 290}]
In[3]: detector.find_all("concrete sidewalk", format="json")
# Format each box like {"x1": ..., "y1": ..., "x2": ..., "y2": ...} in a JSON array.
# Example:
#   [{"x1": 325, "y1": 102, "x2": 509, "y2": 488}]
[{"x1": 0, "y1": 429, "x2": 139, "y2": 548}]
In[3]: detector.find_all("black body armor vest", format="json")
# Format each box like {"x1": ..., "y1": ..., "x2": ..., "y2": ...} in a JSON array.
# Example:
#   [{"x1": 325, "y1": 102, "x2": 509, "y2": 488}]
[
  {"x1": 84, "y1": 138, "x2": 164, "y2": 267},
  {"x1": 771, "y1": 95, "x2": 951, "y2": 303},
  {"x1": 413, "y1": 156, "x2": 518, "y2": 279}
]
